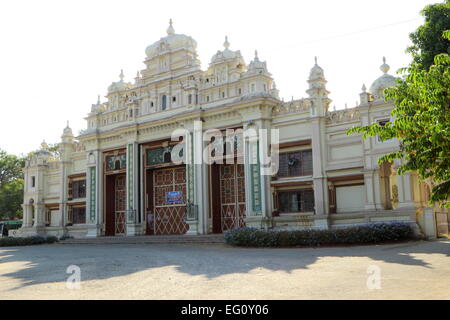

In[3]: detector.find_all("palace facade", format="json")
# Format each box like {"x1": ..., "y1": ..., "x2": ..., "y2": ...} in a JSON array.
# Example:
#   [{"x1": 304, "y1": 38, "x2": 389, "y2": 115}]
[{"x1": 18, "y1": 21, "x2": 441, "y2": 238}]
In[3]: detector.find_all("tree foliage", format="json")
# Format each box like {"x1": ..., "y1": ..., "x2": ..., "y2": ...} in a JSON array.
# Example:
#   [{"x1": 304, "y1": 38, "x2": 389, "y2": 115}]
[
  {"x1": 0, "y1": 149, "x2": 25, "y2": 220},
  {"x1": 407, "y1": 0, "x2": 450, "y2": 71},
  {"x1": 348, "y1": 2, "x2": 450, "y2": 207}
]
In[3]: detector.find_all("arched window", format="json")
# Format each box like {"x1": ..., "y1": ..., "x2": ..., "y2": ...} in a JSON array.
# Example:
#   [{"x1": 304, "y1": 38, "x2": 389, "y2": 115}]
[
  {"x1": 161, "y1": 95, "x2": 167, "y2": 110},
  {"x1": 188, "y1": 94, "x2": 192, "y2": 104}
]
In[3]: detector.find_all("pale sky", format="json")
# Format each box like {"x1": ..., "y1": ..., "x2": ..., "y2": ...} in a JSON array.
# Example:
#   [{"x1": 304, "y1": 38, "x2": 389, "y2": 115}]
[{"x1": 0, "y1": 0, "x2": 438, "y2": 156}]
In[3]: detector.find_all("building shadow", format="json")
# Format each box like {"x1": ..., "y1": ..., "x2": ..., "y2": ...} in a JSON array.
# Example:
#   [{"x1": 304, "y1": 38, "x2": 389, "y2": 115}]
[{"x1": 0, "y1": 239, "x2": 449, "y2": 291}]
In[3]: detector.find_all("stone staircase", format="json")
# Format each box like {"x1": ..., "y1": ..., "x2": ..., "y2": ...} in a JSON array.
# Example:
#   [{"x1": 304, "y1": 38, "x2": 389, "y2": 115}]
[{"x1": 59, "y1": 234, "x2": 225, "y2": 245}]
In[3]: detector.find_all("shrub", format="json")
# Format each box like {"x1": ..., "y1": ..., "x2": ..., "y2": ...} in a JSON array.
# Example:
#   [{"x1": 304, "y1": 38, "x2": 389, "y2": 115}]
[
  {"x1": 224, "y1": 222, "x2": 415, "y2": 247},
  {"x1": 0, "y1": 235, "x2": 59, "y2": 247}
]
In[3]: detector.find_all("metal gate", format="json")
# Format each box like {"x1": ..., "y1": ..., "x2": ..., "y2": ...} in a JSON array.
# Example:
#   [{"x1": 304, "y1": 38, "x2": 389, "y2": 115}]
[
  {"x1": 220, "y1": 163, "x2": 246, "y2": 231},
  {"x1": 153, "y1": 167, "x2": 189, "y2": 235},
  {"x1": 114, "y1": 175, "x2": 126, "y2": 235}
]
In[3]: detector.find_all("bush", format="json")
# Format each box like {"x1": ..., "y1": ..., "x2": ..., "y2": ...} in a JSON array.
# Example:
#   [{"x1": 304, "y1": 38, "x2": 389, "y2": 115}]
[
  {"x1": 0, "y1": 235, "x2": 59, "y2": 247},
  {"x1": 224, "y1": 222, "x2": 415, "y2": 247}
]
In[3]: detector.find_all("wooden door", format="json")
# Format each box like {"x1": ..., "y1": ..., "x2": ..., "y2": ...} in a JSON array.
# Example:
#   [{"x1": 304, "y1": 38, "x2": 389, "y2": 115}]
[
  {"x1": 152, "y1": 167, "x2": 188, "y2": 235},
  {"x1": 220, "y1": 163, "x2": 246, "y2": 231},
  {"x1": 114, "y1": 175, "x2": 126, "y2": 235}
]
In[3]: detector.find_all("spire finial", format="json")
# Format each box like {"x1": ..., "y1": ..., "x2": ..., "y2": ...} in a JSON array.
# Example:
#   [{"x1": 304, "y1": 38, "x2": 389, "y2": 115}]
[
  {"x1": 314, "y1": 56, "x2": 318, "y2": 65},
  {"x1": 167, "y1": 18, "x2": 175, "y2": 35},
  {"x1": 223, "y1": 36, "x2": 230, "y2": 49},
  {"x1": 380, "y1": 56, "x2": 390, "y2": 74},
  {"x1": 345, "y1": 103, "x2": 348, "y2": 110},
  {"x1": 97, "y1": 95, "x2": 101, "y2": 104},
  {"x1": 254, "y1": 50, "x2": 259, "y2": 60},
  {"x1": 362, "y1": 84, "x2": 367, "y2": 92},
  {"x1": 119, "y1": 69, "x2": 124, "y2": 81},
  {"x1": 66, "y1": 120, "x2": 70, "y2": 128}
]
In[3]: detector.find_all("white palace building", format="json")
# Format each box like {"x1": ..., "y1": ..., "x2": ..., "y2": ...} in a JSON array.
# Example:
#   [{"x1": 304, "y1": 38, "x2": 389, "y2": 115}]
[{"x1": 18, "y1": 21, "x2": 443, "y2": 238}]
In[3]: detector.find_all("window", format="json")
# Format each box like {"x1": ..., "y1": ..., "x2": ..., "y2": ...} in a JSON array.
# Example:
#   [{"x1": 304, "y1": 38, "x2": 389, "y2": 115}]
[
  {"x1": 277, "y1": 150, "x2": 313, "y2": 177},
  {"x1": 161, "y1": 95, "x2": 167, "y2": 110},
  {"x1": 206, "y1": 96, "x2": 210, "y2": 102},
  {"x1": 31, "y1": 176, "x2": 35, "y2": 188},
  {"x1": 72, "y1": 180, "x2": 86, "y2": 199},
  {"x1": 172, "y1": 96, "x2": 176, "y2": 102},
  {"x1": 72, "y1": 207, "x2": 86, "y2": 224},
  {"x1": 222, "y1": 91, "x2": 225, "y2": 98},
  {"x1": 251, "y1": 83, "x2": 255, "y2": 92},
  {"x1": 188, "y1": 94, "x2": 192, "y2": 104},
  {"x1": 238, "y1": 88, "x2": 242, "y2": 95},
  {"x1": 278, "y1": 190, "x2": 314, "y2": 213},
  {"x1": 150, "y1": 101, "x2": 154, "y2": 107},
  {"x1": 45, "y1": 209, "x2": 51, "y2": 226},
  {"x1": 376, "y1": 118, "x2": 394, "y2": 143}
]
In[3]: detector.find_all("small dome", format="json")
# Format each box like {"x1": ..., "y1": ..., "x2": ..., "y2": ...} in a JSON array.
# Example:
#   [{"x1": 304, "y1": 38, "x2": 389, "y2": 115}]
[
  {"x1": 309, "y1": 57, "x2": 324, "y2": 80},
  {"x1": 108, "y1": 70, "x2": 132, "y2": 93},
  {"x1": 247, "y1": 50, "x2": 267, "y2": 73},
  {"x1": 145, "y1": 20, "x2": 197, "y2": 58},
  {"x1": 62, "y1": 122, "x2": 73, "y2": 136},
  {"x1": 210, "y1": 36, "x2": 242, "y2": 64},
  {"x1": 369, "y1": 57, "x2": 397, "y2": 99}
]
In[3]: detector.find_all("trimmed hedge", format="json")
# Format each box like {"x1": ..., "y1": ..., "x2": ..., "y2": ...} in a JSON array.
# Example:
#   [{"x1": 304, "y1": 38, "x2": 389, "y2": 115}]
[
  {"x1": 0, "y1": 235, "x2": 59, "y2": 247},
  {"x1": 224, "y1": 222, "x2": 415, "y2": 247}
]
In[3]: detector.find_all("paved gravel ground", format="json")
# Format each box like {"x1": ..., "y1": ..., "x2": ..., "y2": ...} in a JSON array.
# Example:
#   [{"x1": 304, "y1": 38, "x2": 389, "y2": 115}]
[{"x1": 0, "y1": 240, "x2": 449, "y2": 299}]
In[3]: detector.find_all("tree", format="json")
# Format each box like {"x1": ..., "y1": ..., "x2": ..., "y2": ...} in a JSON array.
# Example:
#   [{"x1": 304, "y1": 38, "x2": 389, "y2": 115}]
[
  {"x1": 0, "y1": 149, "x2": 25, "y2": 185},
  {"x1": 0, "y1": 179, "x2": 24, "y2": 220},
  {"x1": 407, "y1": 0, "x2": 450, "y2": 71},
  {"x1": 348, "y1": 1, "x2": 450, "y2": 207},
  {"x1": 0, "y1": 149, "x2": 25, "y2": 220}
]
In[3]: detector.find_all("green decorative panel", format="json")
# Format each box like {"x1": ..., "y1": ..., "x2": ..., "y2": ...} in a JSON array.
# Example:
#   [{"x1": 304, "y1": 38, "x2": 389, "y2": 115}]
[
  {"x1": 106, "y1": 154, "x2": 126, "y2": 171},
  {"x1": 186, "y1": 132, "x2": 195, "y2": 204},
  {"x1": 89, "y1": 166, "x2": 96, "y2": 221},
  {"x1": 251, "y1": 142, "x2": 262, "y2": 212},
  {"x1": 146, "y1": 147, "x2": 173, "y2": 166},
  {"x1": 127, "y1": 144, "x2": 135, "y2": 223}
]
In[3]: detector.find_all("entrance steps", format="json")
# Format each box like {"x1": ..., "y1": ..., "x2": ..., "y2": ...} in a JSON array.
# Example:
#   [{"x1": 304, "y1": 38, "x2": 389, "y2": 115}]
[{"x1": 59, "y1": 234, "x2": 225, "y2": 245}]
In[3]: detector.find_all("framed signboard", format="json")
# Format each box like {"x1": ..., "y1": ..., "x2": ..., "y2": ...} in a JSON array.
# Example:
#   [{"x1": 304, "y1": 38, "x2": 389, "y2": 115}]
[{"x1": 166, "y1": 191, "x2": 183, "y2": 204}]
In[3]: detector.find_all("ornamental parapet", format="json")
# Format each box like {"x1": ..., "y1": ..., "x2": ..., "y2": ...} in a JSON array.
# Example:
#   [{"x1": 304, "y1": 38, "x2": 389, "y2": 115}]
[
  {"x1": 272, "y1": 99, "x2": 312, "y2": 115},
  {"x1": 326, "y1": 107, "x2": 360, "y2": 124}
]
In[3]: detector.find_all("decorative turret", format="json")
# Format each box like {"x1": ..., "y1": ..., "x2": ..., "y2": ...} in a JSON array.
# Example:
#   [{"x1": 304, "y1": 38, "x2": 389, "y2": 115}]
[
  {"x1": 61, "y1": 121, "x2": 74, "y2": 144},
  {"x1": 246, "y1": 50, "x2": 269, "y2": 74},
  {"x1": 60, "y1": 122, "x2": 75, "y2": 161},
  {"x1": 306, "y1": 57, "x2": 331, "y2": 116},
  {"x1": 359, "y1": 83, "x2": 371, "y2": 105},
  {"x1": 270, "y1": 81, "x2": 280, "y2": 99}
]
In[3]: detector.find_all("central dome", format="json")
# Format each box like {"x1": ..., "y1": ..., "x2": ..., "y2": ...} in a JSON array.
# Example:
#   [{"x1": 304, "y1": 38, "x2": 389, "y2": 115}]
[{"x1": 145, "y1": 20, "x2": 197, "y2": 58}]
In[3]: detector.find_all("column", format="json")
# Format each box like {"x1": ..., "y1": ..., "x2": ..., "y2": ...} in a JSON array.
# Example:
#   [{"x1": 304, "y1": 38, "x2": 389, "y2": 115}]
[
  {"x1": 126, "y1": 142, "x2": 140, "y2": 235},
  {"x1": 311, "y1": 118, "x2": 327, "y2": 216},
  {"x1": 86, "y1": 151, "x2": 100, "y2": 237},
  {"x1": 22, "y1": 204, "x2": 32, "y2": 227},
  {"x1": 364, "y1": 169, "x2": 382, "y2": 211},
  {"x1": 35, "y1": 203, "x2": 45, "y2": 228},
  {"x1": 396, "y1": 172, "x2": 415, "y2": 210}
]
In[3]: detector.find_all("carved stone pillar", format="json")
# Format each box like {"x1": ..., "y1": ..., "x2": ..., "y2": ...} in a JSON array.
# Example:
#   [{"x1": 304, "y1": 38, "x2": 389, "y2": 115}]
[
  {"x1": 34, "y1": 203, "x2": 45, "y2": 227},
  {"x1": 22, "y1": 204, "x2": 32, "y2": 227}
]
